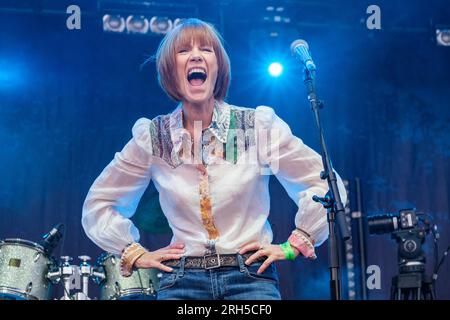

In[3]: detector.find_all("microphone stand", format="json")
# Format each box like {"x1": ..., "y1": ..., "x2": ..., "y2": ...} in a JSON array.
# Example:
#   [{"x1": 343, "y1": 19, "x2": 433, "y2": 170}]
[{"x1": 302, "y1": 67, "x2": 351, "y2": 300}]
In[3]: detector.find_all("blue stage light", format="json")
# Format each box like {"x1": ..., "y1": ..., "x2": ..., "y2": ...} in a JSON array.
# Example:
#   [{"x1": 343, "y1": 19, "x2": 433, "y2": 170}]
[{"x1": 268, "y1": 62, "x2": 283, "y2": 77}]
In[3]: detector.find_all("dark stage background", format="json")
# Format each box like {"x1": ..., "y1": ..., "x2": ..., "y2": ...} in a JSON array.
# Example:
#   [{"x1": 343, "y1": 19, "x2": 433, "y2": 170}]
[{"x1": 1, "y1": 0, "x2": 449, "y2": 300}]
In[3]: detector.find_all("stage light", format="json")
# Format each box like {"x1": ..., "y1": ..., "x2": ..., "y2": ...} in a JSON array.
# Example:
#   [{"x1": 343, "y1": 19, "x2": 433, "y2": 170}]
[
  {"x1": 436, "y1": 28, "x2": 450, "y2": 46},
  {"x1": 126, "y1": 15, "x2": 149, "y2": 34},
  {"x1": 268, "y1": 62, "x2": 283, "y2": 77},
  {"x1": 102, "y1": 14, "x2": 126, "y2": 33},
  {"x1": 149, "y1": 17, "x2": 173, "y2": 34}
]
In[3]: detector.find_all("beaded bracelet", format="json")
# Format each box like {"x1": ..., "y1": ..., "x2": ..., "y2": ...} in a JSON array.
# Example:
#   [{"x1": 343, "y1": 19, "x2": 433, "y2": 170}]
[
  {"x1": 288, "y1": 229, "x2": 317, "y2": 260},
  {"x1": 120, "y1": 243, "x2": 147, "y2": 277},
  {"x1": 280, "y1": 241, "x2": 296, "y2": 261}
]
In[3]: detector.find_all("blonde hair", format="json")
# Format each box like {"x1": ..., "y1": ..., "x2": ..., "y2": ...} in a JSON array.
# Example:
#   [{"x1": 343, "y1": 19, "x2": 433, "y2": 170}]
[{"x1": 155, "y1": 18, "x2": 231, "y2": 102}]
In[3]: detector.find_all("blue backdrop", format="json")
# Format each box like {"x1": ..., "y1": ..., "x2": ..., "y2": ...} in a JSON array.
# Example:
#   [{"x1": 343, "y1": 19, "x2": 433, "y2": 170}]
[{"x1": 1, "y1": 0, "x2": 449, "y2": 299}]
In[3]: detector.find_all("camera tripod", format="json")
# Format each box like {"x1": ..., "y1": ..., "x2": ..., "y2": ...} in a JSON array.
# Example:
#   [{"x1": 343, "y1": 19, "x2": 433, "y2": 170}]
[{"x1": 390, "y1": 263, "x2": 435, "y2": 300}]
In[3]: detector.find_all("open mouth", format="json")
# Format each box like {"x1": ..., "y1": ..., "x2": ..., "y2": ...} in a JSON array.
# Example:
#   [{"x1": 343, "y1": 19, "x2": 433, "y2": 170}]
[{"x1": 187, "y1": 67, "x2": 207, "y2": 86}]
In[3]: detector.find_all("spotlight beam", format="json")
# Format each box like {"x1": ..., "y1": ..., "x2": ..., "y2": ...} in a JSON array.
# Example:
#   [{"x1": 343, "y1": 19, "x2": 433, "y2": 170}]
[{"x1": 268, "y1": 62, "x2": 283, "y2": 77}]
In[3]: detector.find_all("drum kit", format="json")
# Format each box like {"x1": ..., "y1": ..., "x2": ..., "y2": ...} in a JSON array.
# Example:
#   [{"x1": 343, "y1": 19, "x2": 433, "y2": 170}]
[{"x1": 0, "y1": 238, "x2": 160, "y2": 300}]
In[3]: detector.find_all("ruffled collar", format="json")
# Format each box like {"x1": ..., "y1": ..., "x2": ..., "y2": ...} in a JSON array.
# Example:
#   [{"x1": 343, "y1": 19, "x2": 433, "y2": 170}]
[{"x1": 169, "y1": 100, "x2": 231, "y2": 156}]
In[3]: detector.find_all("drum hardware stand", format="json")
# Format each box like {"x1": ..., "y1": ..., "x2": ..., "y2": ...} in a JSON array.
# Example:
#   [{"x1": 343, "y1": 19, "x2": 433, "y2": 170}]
[
  {"x1": 60, "y1": 255, "x2": 99, "y2": 300},
  {"x1": 59, "y1": 256, "x2": 75, "y2": 300},
  {"x1": 90, "y1": 266, "x2": 106, "y2": 285},
  {"x1": 47, "y1": 255, "x2": 105, "y2": 300},
  {"x1": 47, "y1": 265, "x2": 62, "y2": 285},
  {"x1": 77, "y1": 255, "x2": 92, "y2": 300}
]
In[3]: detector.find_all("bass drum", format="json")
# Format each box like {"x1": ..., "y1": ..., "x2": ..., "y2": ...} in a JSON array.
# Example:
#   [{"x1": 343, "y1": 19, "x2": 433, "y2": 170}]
[
  {"x1": 0, "y1": 238, "x2": 55, "y2": 300},
  {"x1": 94, "y1": 253, "x2": 160, "y2": 300}
]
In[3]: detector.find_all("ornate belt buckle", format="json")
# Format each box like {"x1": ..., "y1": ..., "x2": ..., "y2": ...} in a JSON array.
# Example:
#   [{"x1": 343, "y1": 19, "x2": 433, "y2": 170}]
[{"x1": 202, "y1": 253, "x2": 221, "y2": 269}]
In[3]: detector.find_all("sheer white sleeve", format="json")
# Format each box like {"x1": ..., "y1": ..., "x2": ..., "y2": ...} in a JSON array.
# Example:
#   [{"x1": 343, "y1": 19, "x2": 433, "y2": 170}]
[
  {"x1": 255, "y1": 106, "x2": 347, "y2": 246},
  {"x1": 81, "y1": 118, "x2": 153, "y2": 254}
]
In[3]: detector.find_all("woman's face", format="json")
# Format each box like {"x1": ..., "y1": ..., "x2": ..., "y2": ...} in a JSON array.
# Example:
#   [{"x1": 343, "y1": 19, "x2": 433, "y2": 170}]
[{"x1": 175, "y1": 39, "x2": 218, "y2": 105}]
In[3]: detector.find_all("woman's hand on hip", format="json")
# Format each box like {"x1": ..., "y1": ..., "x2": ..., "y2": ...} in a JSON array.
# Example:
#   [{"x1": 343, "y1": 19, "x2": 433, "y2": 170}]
[
  {"x1": 239, "y1": 242, "x2": 300, "y2": 274},
  {"x1": 134, "y1": 242, "x2": 185, "y2": 272}
]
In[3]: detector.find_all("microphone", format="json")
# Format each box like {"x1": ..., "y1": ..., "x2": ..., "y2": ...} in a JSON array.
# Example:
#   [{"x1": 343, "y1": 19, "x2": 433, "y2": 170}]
[
  {"x1": 290, "y1": 39, "x2": 316, "y2": 72},
  {"x1": 39, "y1": 223, "x2": 65, "y2": 255}
]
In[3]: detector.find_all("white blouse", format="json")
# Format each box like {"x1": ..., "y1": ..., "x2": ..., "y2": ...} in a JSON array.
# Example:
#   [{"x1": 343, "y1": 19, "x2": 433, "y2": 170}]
[{"x1": 81, "y1": 101, "x2": 347, "y2": 256}]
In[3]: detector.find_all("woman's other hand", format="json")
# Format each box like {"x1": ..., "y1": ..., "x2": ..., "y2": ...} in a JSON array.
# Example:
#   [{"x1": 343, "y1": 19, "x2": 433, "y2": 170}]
[{"x1": 134, "y1": 242, "x2": 185, "y2": 272}]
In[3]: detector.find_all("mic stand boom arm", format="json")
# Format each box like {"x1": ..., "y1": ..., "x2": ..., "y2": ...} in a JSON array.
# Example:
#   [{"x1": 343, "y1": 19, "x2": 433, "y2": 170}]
[{"x1": 303, "y1": 68, "x2": 351, "y2": 300}]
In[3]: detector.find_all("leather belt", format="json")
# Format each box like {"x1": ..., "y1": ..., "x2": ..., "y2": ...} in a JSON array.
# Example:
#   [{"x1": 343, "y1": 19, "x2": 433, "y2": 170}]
[{"x1": 163, "y1": 251, "x2": 264, "y2": 269}]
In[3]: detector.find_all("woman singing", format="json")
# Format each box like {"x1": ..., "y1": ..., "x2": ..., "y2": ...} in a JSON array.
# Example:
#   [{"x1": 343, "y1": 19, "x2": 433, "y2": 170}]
[{"x1": 82, "y1": 18, "x2": 346, "y2": 300}]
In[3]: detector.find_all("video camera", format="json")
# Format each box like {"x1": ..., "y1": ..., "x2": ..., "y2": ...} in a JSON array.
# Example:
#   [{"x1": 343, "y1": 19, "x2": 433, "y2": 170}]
[{"x1": 367, "y1": 209, "x2": 430, "y2": 273}]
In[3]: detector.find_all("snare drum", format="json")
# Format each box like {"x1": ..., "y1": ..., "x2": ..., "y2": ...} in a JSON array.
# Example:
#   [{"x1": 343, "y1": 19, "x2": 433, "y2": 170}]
[
  {"x1": 94, "y1": 253, "x2": 160, "y2": 300},
  {"x1": 0, "y1": 238, "x2": 55, "y2": 300}
]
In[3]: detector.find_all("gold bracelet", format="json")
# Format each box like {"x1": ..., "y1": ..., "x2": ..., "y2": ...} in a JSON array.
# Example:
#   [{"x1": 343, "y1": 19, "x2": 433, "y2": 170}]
[{"x1": 120, "y1": 243, "x2": 147, "y2": 277}]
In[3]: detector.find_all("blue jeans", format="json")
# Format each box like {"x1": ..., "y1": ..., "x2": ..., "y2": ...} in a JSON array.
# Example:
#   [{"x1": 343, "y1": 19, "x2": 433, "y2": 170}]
[{"x1": 156, "y1": 254, "x2": 281, "y2": 300}]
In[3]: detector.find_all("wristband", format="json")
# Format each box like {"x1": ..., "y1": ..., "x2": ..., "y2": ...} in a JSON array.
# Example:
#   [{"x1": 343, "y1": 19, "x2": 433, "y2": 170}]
[{"x1": 280, "y1": 241, "x2": 296, "y2": 261}]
